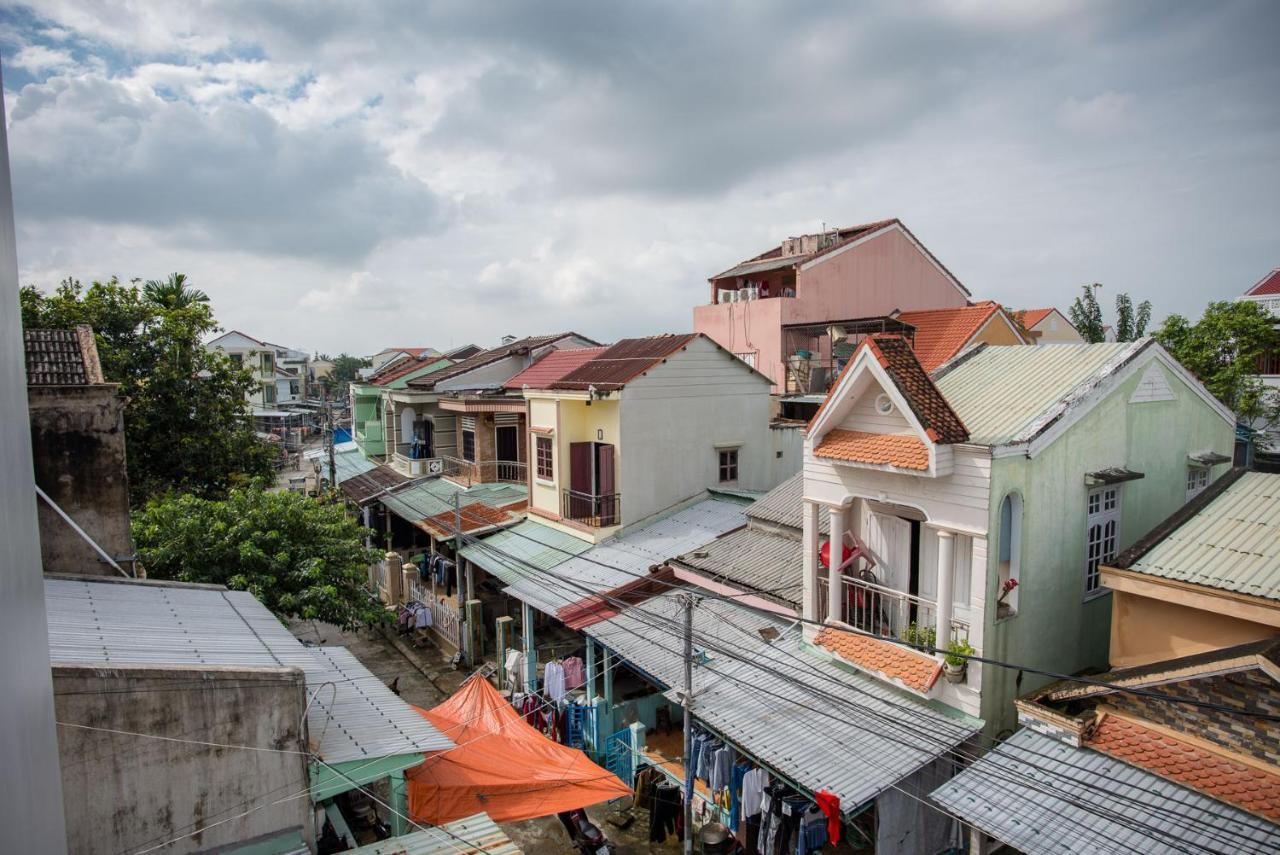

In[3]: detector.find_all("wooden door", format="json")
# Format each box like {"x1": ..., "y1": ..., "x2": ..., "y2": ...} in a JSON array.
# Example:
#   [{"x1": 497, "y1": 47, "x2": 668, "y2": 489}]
[{"x1": 596, "y1": 443, "x2": 616, "y2": 525}]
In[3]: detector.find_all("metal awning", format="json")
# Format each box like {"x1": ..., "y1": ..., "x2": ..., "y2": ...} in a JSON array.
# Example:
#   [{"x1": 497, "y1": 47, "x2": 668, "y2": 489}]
[
  {"x1": 709, "y1": 254, "x2": 801, "y2": 281},
  {"x1": 1085, "y1": 467, "x2": 1145, "y2": 486},
  {"x1": 931, "y1": 727, "x2": 1280, "y2": 854},
  {"x1": 1188, "y1": 450, "x2": 1231, "y2": 466}
]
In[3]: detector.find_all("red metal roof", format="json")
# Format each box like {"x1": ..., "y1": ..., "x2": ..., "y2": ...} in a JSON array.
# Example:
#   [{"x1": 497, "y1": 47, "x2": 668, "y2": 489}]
[
  {"x1": 551, "y1": 334, "x2": 698, "y2": 392},
  {"x1": 504, "y1": 347, "x2": 608, "y2": 390},
  {"x1": 1246, "y1": 269, "x2": 1280, "y2": 297},
  {"x1": 407, "y1": 333, "x2": 598, "y2": 390},
  {"x1": 897, "y1": 301, "x2": 1009, "y2": 372}
]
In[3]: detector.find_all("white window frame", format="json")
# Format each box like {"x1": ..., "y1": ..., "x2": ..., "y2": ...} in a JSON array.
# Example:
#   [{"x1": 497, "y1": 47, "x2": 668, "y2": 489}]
[
  {"x1": 1084, "y1": 485, "x2": 1120, "y2": 600},
  {"x1": 1185, "y1": 466, "x2": 1210, "y2": 502}
]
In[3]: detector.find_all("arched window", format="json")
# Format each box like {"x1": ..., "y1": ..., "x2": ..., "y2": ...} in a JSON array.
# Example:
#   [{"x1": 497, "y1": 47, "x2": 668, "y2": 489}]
[{"x1": 997, "y1": 493, "x2": 1022, "y2": 617}]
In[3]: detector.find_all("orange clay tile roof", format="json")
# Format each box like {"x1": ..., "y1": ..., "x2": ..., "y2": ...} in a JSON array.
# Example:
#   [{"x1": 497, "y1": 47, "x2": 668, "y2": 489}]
[
  {"x1": 815, "y1": 626, "x2": 942, "y2": 693},
  {"x1": 897, "y1": 301, "x2": 1006, "y2": 372},
  {"x1": 1086, "y1": 715, "x2": 1280, "y2": 822},
  {"x1": 1018, "y1": 308, "x2": 1056, "y2": 328},
  {"x1": 813, "y1": 429, "x2": 930, "y2": 470}
]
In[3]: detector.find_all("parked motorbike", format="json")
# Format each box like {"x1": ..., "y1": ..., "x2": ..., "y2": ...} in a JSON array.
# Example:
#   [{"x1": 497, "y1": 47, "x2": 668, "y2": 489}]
[{"x1": 557, "y1": 809, "x2": 617, "y2": 855}]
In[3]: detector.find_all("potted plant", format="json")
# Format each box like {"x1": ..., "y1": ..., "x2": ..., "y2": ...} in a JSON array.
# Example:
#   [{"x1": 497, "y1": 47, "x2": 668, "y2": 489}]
[
  {"x1": 902, "y1": 621, "x2": 937, "y2": 653},
  {"x1": 996, "y1": 578, "x2": 1019, "y2": 619},
  {"x1": 943, "y1": 639, "x2": 975, "y2": 684}
]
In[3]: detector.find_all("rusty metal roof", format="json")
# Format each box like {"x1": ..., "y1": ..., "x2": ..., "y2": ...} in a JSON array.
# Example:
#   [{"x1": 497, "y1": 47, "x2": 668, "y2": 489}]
[
  {"x1": 339, "y1": 465, "x2": 408, "y2": 504},
  {"x1": 407, "y1": 333, "x2": 598, "y2": 390},
  {"x1": 551, "y1": 334, "x2": 697, "y2": 391}
]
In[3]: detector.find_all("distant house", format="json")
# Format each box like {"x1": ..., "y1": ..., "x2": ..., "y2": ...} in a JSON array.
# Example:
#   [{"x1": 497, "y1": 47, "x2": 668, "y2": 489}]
[
  {"x1": 205, "y1": 330, "x2": 311, "y2": 407},
  {"x1": 895, "y1": 301, "x2": 1031, "y2": 371},
  {"x1": 1016, "y1": 307, "x2": 1085, "y2": 343},
  {"x1": 369, "y1": 345, "x2": 440, "y2": 373},
  {"x1": 935, "y1": 470, "x2": 1280, "y2": 853},
  {"x1": 694, "y1": 218, "x2": 971, "y2": 411},
  {"x1": 24, "y1": 326, "x2": 135, "y2": 576},
  {"x1": 800, "y1": 335, "x2": 1234, "y2": 736}
]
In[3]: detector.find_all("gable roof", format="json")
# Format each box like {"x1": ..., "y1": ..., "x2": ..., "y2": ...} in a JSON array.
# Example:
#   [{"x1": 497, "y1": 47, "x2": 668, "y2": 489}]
[
  {"x1": 407, "y1": 333, "x2": 596, "y2": 390},
  {"x1": 897, "y1": 301, "x2": 1025, "y2": 372},
  {"x1": 866, "y1": 335, "x2": 969, "y2": 443},
  {"x1": 1245, "y1": 269, "x2": 1280, "y2": 297},
  {"x1": 504, "y1": 346, "x2": 608, "y2": 390},
  {"x1": 25, "y1": 326, "x2": 105, "y2": 386},
  {"x1": 1018, "y1": 307, "x2": 1057, "y2": 328},
  {"x1": 1112, "y1": 469, "x2": 1280, "y2": 601},
  {"x1": 207, "y1": 329, "x2": 267, "y2": 348},
  {"x1": 550, "y1": 333, "x2": 698, "y2": 392},
  {"x1": 369, "y1": 354, "x2": 454, "y2": 387},
  {"x1": 709, "y1": 218, "x2": 971, "y2": 298},
  {"x1": 376, "y1": 346, "x2": 436, "y2": 359},
  {"x1": 932, "y1": 341, "x2": 1142, "y2": 446}
]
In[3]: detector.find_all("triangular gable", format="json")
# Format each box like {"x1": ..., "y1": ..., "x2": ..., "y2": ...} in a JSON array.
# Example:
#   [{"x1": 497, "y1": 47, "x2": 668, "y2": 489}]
[
  {"x1": 207, "y1": 330, "x2": 266, "y2": 350},
  {"x1": 808, "y1": 336, "x2": 969, "y2": 476},
  {"x1": 1128, "y1": 361, "x2": 1176, "y2": 404}
]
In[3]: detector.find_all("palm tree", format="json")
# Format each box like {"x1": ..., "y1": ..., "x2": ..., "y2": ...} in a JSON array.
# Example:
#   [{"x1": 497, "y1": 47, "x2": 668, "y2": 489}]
[{"x1": 143, "y1": 272, "x2": 209, "y2": 310}]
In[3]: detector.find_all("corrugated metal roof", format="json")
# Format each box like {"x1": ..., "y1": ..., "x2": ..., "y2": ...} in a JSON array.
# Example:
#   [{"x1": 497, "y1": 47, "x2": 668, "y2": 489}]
[
  {"x1": 334, "y1": 447, "x2": 378, "y2": 484},
  {"x1": 583, "y1": 592, "x2": 979, "y2": 812},
  {"x1": 677, "y1": 526, "x2": 803, "y2": 606},
  {"x1": 933, "y1": 342, "x2": 1139, "y2": 446},
  {"x1": 408, "y1": 333, "x2": 595, "y2": 390},
  {"x1": 459, "y1": 519, "x2": 590, "y2": 581},
  {"x1": 744, "y1": 473, "x2": 829, "y2": 535},
  {"x1": 504, "y1": 346, "x2": 608, "y2": 390},
  {"x1": 345, "y1": 813, "x2": 522, "y2": 854},
  {"x1": 931, "y1": 727, "x2": 1280, "y2": 855},
  {"x1": 551, "y1": 334, "x2": 697, "y2": 391},
  {"x1": 501, "y1": 498, "x2": 747, "y2": 615},
  {"x1": 341, "y1": 465, "x2": 407, "y2": 503},
  {"x1": 1124, "y1": 471, "x2": 1280, "y2": 601},
  {"x1": 45, "y1": 579, "x2": 453, "y2": 763},
  {"x1": 382, "y1": 479, "x2": 527, "y2": 525},
  {"x1": 709, "y1": 253, "x2": 802, "y2": 281}
]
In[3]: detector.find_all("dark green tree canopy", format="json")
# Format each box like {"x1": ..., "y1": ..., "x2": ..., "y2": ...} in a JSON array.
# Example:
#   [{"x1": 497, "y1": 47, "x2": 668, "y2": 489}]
[
  {"x1": 1068, "y1": 284, "x2": 1152, "y2": 343},
  {"x1": 319, "y1": 352, "x2": 372, "y2": 393},
  {"x1": 133, "y1": 489, "x2": 383, "y2": 629},
  {"x1": 1156, "y1": 300, "x2": 1280, "y2": 422},
  {"x1": 21, "y1": 275, "x2": 275, "y2": 503}
]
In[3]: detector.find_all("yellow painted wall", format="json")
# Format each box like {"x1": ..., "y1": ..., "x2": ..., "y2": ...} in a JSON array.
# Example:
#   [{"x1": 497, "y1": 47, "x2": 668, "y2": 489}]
[
  {"x1": 526, "y1": 396, "x2": 621, "y2": 518},
  {"x1": 975, "y1": 315, "x2": 1027, "y2": 347},
  {"x1": 1110, "y1": 590, "x2": 1279, "y2": 668}
]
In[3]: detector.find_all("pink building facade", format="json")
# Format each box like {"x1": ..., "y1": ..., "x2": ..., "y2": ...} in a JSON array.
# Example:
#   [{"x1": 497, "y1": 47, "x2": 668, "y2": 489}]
[{"x1": 693, "y1": 220, "x2": 970, "y2": 395}]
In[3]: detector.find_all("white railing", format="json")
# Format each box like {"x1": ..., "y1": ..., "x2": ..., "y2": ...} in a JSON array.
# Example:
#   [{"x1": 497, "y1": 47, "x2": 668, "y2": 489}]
[
  {"x1": 819, "y1": 573, "x2": 969, "y2": 645},
  {"x1": 392, "y1": 446, "x2": 443, "y2": 477},
  {"x1": 405, "y1": 575, "x2": 461, "y2": 649}
]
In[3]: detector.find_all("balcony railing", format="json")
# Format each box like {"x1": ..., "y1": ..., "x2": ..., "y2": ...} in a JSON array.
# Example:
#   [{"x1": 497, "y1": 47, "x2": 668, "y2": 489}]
[
  {"x1": 561, "y1": 489, "x2": 620, "y2": 527},
  {"x1": 392, "y1": 443, "x2": 443, "y2": 477},
  {"x1": 818, "y1": 572, "x2": 969, "y2": 645},
  {"x1": 440, "y1": 455, "x2": 527, "y2": 485}
]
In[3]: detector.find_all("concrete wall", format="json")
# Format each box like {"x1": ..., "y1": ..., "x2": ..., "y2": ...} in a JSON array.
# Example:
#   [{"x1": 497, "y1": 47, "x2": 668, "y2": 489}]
[
  {"x1": 28, "y1": 384, "x2": 134, "y2": 576},
  {"x1": 54, "y1": 663, "x2": 312, "y2": 855},
  {"x1": 1030, "y1": 310, "x2": 1085, "y2": 344},
  {"x1": 694, "y1": 225, "x2": 969, "y2": 391},
  {"x1": 620, "y1": 335, "x2": 775, "y2": 525},
  {"x1": 0, "y1": 67, "x2": 69, "y2": 853},
  {"x1": 1109, "y1": 589, "x2": 1279, "y2": 668},
  {"x1": 981, "y1": 354, "x2": 1235, "y2": 737}
]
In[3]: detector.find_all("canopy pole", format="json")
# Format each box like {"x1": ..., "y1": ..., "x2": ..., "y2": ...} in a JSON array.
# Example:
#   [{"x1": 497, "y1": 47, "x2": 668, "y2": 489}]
[{"x1": 682, "y1": 591, "x2": 695, "y2": 854}]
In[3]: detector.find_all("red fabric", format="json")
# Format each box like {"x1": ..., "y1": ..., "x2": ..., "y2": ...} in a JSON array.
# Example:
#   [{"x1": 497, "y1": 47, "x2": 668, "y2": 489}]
[
  {"x1": 815, "y1": 789, "x2": 841, "y2": 844},
  {"x1": 818, "y1": 540, "x2": 853, "y2": 569},
  {"x1": 405, "y1": 674, "x2": 631, "y2": 824}
]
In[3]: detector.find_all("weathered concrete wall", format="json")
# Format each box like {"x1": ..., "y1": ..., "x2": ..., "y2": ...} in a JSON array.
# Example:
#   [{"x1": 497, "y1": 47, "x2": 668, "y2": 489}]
[
  {"x1": 28, "y1": 384, "x2": 134, "y2": 576},
  {"x1": 54, "y1": 663, "x2": 313, "y2": 855}
]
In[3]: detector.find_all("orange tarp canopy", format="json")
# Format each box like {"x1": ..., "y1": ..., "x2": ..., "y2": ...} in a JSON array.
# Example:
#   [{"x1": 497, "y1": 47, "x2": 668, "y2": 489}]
[{"x1": 405, "y1": 674, "x2": 632, "y2": 825}]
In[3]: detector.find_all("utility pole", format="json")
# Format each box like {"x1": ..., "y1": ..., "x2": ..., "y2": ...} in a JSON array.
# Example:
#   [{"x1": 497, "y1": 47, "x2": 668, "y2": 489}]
[
  {"x1": 681, "y1": 591, "x2": 696, "y2": 854},
  {"x1": 454, "y1": 492, "x2": 471, "y2": 667},
  {"x1": 325, "y1": 401, "x2": 336, "y2": 489}
]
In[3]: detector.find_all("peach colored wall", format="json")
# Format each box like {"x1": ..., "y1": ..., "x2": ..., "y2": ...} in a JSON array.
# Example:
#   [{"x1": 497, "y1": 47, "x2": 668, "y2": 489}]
[
  {"x1": 1109, "y1": 590, "x2": 1279, "y2": 669},
  {"x1": 975, "y1": 315, "x2": 1027, "y2": 347},
  {"x1": 694, "y1": 226, "x2": 968, "y2": 390},
  {"x1": 692, "y1": 297, "x2": 786, "y2": 389},
  {"x1": 791, "y1": 227, "x2": 968, "y2": 324}
]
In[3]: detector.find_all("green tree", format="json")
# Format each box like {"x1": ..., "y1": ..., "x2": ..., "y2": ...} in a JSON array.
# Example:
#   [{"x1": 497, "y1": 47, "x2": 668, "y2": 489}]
[
  {"x1": 143, "y1": 272, "x2": 209, "y2": 310},
  {"x1": 133, "y1": 489, "x2": 383, "y2": 629},
  {"x1": 320, "y1": 352, "x2": 372, "y2": 393},
  {"x1": 1156, "y1": 300, "x2": 1280, "y2": 422},
  {"x1": 21, "y1": 275, "x2": 275, "y2": 503},
  {"x1": 1069, "y1": 284, "x2": 1152, "y2": 343}
]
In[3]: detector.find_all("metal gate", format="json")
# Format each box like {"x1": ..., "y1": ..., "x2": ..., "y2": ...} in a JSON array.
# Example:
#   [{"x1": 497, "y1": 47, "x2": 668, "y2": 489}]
[{"x1": 603, "y1": 727, "x2": 634, "y2": 786}]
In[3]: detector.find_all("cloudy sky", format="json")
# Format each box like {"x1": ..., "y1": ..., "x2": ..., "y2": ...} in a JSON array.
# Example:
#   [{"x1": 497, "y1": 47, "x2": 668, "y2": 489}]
[{"x1": 2, "y1": 2, "x2": 1277, "y2": 355}]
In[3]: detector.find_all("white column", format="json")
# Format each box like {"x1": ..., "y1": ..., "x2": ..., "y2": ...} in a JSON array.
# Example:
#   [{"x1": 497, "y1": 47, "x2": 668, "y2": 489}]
[
  {"x1": 802, "y1": 500, "x2": 820, "y2": 622},
  {"x1": 827, "y1": 505, "x2": 848, "y2": 624},
  {"x1": 935, "y1": 530, "x2": 955, "y2": 655}
]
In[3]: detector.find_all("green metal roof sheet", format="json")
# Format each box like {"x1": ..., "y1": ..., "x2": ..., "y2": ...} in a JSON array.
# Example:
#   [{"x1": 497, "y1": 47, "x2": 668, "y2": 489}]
[
  {"x1": 1125, "y1": 471, "x2": 1280, "y2": 601},
  {"x1": 384, "y1": 356, "x2": 454, "y2": 389},
  {"x1": 459, "y1": 519, "x2": 590, "y2": 585},
  {"x1": 933, "y1": 342, "x2": 1138, "y2": 446},
  {"x1": 333, "y1": 446, "x2": 377, "y2": 483},
  {"x1": 380, "y1": 478, "x2": 528, "y2": 523}
]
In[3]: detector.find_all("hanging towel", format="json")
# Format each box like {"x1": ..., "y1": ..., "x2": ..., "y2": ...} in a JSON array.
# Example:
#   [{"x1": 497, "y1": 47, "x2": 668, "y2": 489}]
[{"x1": 504, "y1": 648, "x2": 524, "y2": 692}]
